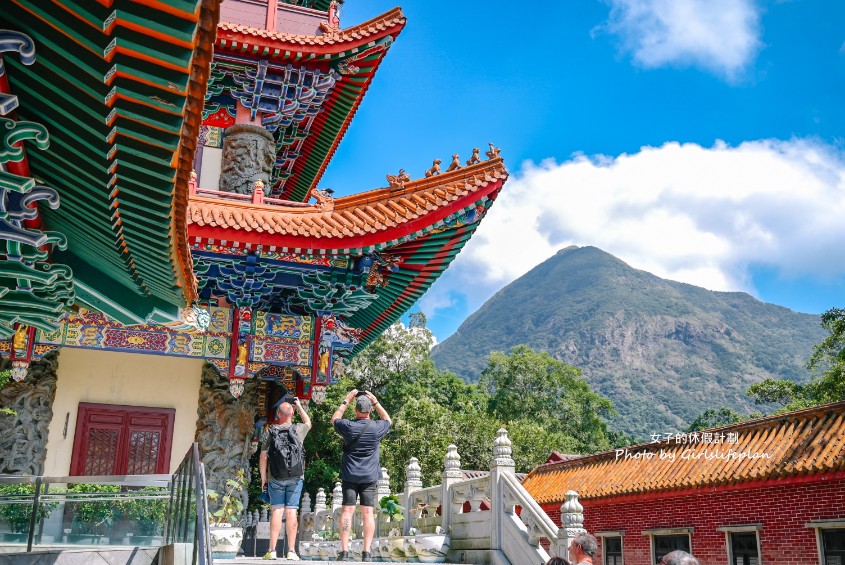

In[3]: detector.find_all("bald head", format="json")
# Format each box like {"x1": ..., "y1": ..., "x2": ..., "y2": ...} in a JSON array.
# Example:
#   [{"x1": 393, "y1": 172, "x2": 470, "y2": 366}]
[{"x1": 277, "y1": 401, "x2": 294, "y2": 422}]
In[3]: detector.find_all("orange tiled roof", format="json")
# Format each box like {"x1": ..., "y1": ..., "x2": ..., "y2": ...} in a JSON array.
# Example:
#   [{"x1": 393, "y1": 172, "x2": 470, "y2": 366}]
[
  {"x1": 217, "y1": 7, "x2": 406, "y2": 48},
  {"x1": 522, "y1": 401, "x2": 845, "y2": 504},
  {"x1": 187, "y1": 157, "x2": 507, "y2": 242}
]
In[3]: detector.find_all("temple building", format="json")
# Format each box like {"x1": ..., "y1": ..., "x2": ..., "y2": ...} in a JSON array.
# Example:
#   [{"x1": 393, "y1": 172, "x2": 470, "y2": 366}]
[
  {"x1": 0, "y1": 0, "x2": 508, "y2": 494},
  {"x1": 522, "y1": 402, "x2": 845, "y2": 565}
]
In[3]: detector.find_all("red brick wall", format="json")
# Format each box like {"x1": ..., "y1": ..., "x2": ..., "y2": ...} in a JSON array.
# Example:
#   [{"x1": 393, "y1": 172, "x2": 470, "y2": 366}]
[{"x1": 541, "y1": 477, "x2": 845, "y2": 565}]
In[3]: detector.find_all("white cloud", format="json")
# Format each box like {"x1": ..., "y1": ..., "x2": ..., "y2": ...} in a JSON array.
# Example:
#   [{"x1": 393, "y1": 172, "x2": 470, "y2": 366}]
[
  {"x1": 602, "y1": 0, "x2": 762, "y2": 81},
  {"x1": 420, "y1": 138, "x2": 845, "y2": 327}
]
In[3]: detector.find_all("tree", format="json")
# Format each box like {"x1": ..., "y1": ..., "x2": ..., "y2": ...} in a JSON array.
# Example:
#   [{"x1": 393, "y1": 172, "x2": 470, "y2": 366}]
[
  {"x1": 299, "y1": 321, "x2": 618, "y2": 498},
  {"x1": 685, "y1": 407, "x2": 757, "y2": 432},
  {"x1": 747, "y1": 307, "x2": 845, "y2": 413},
  {"x1": 480, "y1": 345, "x2": 615, "y2": 453},
  {"x1": 345, "y1": 319, "x2": 434, "y2": 391},
  {"x1": 806, "y1": 307, "x2": 845, "y2": 402}
]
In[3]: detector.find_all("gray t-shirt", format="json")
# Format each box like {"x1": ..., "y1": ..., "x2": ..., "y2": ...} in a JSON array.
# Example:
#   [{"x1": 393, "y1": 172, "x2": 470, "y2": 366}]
[
  {"x1": 261, "y1": 422, "x2": 310, "y2": 451},
  {"x1": 334, "y1": 418, "x2": 391, "y2": 484}
]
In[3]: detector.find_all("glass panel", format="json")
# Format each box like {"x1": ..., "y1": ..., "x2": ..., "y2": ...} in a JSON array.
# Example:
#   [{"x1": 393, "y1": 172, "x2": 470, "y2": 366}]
[
  {"x1": 823, "y1": 529, "x2": 845, "y2": 565},
  {"x1": 654, "y1": 534, "x2": 690, "y2": 564},
  {"x1": 730, "y1": 532, "x2": 759, "y2": 565},
  {"x1": 605, "y1": 536, "x2": 623, "y2": 565}
]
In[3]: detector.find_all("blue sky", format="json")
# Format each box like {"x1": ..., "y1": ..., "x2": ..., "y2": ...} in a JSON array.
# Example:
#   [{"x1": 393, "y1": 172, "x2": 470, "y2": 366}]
[{"x1": 321, "y1": 0, "x2": 845, "y2": 342}]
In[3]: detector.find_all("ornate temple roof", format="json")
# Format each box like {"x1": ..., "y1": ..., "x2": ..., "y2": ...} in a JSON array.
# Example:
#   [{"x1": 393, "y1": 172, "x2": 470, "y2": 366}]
[
  {"x1": 217, "y1": 8, "x2": 405, "y2": 48},
  {"x1": 522, "y1": 401, "x2": 845, "y2": 504},
  {"x1": 1, "y1": 0, "x2": 220, "y2": 323},
  {"x1": 188, "y1": 157, "x2": 506, "y2": 245},
  {"x1": 211, "y1": 8, "x2": 406, "y2": 202},
  {"x1": 188, "y1": 157, "x2": 508, "y2": 353}
]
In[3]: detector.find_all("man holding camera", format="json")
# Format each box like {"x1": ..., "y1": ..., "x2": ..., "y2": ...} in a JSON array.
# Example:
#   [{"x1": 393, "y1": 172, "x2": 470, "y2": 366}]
[
  {"x1": 260, "y1": 396, "x2": 311, "y2": 560},
  {"x1": 332, "y1": 389, "x2": 392, "y2": 562}
]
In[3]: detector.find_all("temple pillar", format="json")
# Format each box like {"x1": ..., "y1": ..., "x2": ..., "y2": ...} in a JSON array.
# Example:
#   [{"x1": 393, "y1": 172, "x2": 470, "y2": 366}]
[
  {"x1": 218, "y1": 124, "x2": 276, "y2": 195},
  {"x1": 194, "y1": 362, "x2": 260, "y2": 510},
  {"x1": 0, "y1": 351, "x2": 59, "y2": 475}
]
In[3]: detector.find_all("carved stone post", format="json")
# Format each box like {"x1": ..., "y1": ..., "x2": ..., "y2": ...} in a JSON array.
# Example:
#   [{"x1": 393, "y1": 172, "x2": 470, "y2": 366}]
[
  {"x1": 490, "y1": 428, "x2": 515, "y2": 552},
  {"x1": 375, "y1": 467, "x2": 392, "y2": 537},
  {"x1": 441, "y1": 444, "x2": 462, "y2": 535},
  {"x1": 403, "y1": 457, "x2": 423, "y2": 535},
  {"x1": 315, "y1": 487, "x2": 327, "y2": 534},
  {"x1": 557, "y1": 490, "x2": 586, "y2": 555},
  {"x1": 331, "y1": 482, "x2": 344, "y2": 512},
  {"x1": 331, "y1": 481, "x2": 343, "y2": 533},
  {"x1": 218, "y1": 124, "x2": 276, "y2": 195},
  {"x1": 300, "y1": 491, "x2": 313, "y2": 540}
]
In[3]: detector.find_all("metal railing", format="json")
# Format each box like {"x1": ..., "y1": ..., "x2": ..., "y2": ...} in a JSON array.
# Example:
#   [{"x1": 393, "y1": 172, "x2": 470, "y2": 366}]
[
  {"x1": 164, "y1": 442, "x2": 212, "y2": 565},
  {"x1": 0, "y1": 443, "x2": 211, "y2": 565}
]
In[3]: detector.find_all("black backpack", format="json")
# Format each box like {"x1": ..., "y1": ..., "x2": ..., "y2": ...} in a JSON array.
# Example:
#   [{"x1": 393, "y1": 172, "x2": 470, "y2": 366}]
[{"x1": 268, "y1": 426, "x2": 304, "y2": 479}]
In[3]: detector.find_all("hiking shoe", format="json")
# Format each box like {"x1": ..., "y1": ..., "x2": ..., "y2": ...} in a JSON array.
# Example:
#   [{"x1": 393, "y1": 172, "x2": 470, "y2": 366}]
[
  {"x1": 361, "y1": 551, "x2": 372, "y2": 562},
  {"x1": 285, "y1": 551, "x2": 299, "y2": 560},
  {"x1": 261, "y1": 551, "x2": 277, "y2": 560},
  {"x1": 336, "y1": 551, "x2": 349, "y2": 561}
]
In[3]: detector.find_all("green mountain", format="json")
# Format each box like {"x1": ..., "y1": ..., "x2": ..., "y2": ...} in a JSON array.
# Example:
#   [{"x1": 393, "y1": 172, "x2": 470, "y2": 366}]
[{"x1": 430, "y1": 246, "x2": 827, "y2": 439}]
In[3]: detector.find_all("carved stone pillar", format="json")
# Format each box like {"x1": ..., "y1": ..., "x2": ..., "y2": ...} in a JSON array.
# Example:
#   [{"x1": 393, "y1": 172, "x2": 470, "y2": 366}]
[
  {"x1": 218, "y1": 124, "x2": 276, "y2": 195},
  {"x1": 559, "y1": 490, "x2": 586, "y2": 550},
  {"x1": 0, "y1": 351, "x2": 59, "y2": 475},
  {"x1": 377, "y1": 467, "x2": 391, "y2": 503},
  {"x1": 314, "y1": 487, "x2": 328, "y2": 534},
  {"x1": 194, "y1": 362, "x2": 260, "y2": 513},
  {"x1": 402, "y1": 457, "x2": 423, "y2": 535},
  {"x1": 441, "y1": 444, "x2": 462, "y2": 535},
  {"x1": 489, "y1": 428, "x2": 515, "y2": 552}
]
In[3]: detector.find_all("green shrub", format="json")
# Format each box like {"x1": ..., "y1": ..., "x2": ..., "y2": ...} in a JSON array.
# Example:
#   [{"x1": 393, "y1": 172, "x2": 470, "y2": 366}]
[{"x1": 0, "y1": 483, "x2": 58, "y2": 533}]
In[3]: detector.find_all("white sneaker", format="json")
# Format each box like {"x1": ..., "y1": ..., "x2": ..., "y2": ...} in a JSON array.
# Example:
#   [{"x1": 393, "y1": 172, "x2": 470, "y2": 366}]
[{"x1": 285, "y1": 551, "x2": 299, "y2": 560}]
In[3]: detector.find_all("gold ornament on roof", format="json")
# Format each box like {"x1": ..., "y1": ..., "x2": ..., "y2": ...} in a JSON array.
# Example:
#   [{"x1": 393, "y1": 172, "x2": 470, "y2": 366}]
[
  {"x1": 486, "y1": 143, "x2": 501, "y2": 159},
  {"x1": 387, "y1": 169, "x2": 411, "y2": 190},
  {"x1": 446, "y1": 154, "x2": 462, "y2": 172},
  {"x1": 424, "y1": 159, "x2": 441, "y2": 178},
  {"x1": 466, "y1": 148, "x2": 481, "y2": 165}
]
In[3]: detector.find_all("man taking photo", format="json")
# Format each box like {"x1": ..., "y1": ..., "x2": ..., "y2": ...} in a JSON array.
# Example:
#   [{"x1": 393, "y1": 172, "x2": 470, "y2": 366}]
[
  {"x1": 332, "y1": 389, "x2": 392, "y2": 562},
  {"x1": 260, "y1": 396, "x2": 311, "y2": 560}
]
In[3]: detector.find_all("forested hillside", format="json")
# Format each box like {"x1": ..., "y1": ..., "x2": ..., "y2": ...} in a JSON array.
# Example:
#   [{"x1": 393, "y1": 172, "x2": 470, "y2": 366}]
[{"x1": 431, "y1": 246, "x2": 826, "y2": 439}]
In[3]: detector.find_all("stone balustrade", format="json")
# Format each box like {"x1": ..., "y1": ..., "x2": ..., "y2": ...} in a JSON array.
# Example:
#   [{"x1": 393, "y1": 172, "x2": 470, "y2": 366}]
[{"x1": 291, "y1": 428, "x2": 584, "y2": 563}]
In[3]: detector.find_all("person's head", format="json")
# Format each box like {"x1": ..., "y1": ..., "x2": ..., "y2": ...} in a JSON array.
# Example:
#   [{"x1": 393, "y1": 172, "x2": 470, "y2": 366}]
[
  {"x1": 277, "y1": 400, "x2": 294, "y2": 423},
  {"x1": 568, "y1": 532, "x2": 597, "y2": 563},
  {"x1": 659, "y1": 550, "x2": 700, "y2": 565},
  {"x1": 545, "y1": 557, "x2": 571, "y2": 565},
  {"x1": 355, "y1": 394, "x2": 373, "y2": 417}
]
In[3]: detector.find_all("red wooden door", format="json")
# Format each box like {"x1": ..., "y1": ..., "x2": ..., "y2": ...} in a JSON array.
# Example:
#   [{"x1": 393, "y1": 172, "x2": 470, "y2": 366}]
[{"x1": 70, "y1": 403, "x2": 175, "y2": 476}]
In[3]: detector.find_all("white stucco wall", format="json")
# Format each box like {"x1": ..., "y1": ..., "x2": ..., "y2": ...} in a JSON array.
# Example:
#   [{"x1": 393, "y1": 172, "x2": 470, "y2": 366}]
[{"x1": 43, "y1": 347, "x2": 204, "y2": 476}]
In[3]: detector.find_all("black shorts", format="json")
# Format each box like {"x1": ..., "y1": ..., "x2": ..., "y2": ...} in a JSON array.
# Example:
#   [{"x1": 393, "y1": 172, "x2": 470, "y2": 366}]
[{"x1": 341, "y1": 480, "x2": 378, "y2": 507}]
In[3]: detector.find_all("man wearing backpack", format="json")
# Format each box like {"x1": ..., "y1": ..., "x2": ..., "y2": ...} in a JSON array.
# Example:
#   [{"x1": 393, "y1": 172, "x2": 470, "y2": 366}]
[
  {"x1": 260, "y1": 396, "x2": 311, "y2": 560},
  {"x1": 331, "y1": 389, "x2": 392, "y2": 562}
]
